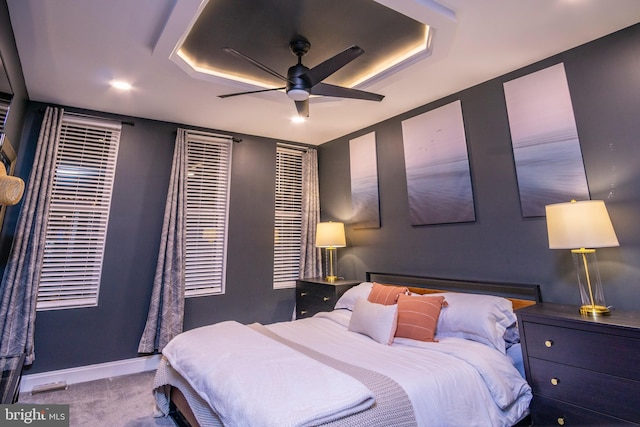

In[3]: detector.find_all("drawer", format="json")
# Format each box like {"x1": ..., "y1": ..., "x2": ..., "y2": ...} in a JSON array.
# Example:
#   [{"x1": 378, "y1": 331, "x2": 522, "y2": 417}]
[
  {"x1": 296, "y1": 306, "x2": 324, "y2": 319},
  {"x1": 531, "y1": 395, "x2": 635, "y2": 426},
  {"x1": 528, "y1": 358, "x2": 640, "y2": 422},
  {"x1": 296, "y1": 301, "x2": 329, "y2": 318},
  {"x1": 522, "y1": 321, "x2": 640, "y2": 381},
  {"x1": 297, "y1": 283, "x2": 338, "y2": 306}
]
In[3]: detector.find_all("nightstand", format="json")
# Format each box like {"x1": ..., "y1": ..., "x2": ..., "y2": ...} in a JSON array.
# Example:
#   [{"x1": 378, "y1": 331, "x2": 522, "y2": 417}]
[
  {"x1": 516, "y1": 303, "x2": 640, "y2": 426},
  {"x1": 296, "y1": 278, "x2": 360, "y2": 319}
]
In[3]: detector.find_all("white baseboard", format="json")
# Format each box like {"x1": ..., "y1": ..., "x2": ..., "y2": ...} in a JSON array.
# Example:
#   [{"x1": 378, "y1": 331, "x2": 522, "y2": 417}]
[{"x1": 20, "y1": 354, "x2": 162, "y2": 394}]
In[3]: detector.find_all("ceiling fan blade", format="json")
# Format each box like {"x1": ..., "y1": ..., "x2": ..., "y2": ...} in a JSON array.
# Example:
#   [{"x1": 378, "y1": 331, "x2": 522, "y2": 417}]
[
  {"x1": 295, "y1": 99, "x2": 309, "y2": 117},
  {"x1": 222, "y1": 47, "x2": 291, "y2": 83},
  {"x1": 310, "y1": 82, "x2": 384, "y2": 101},
  {"x1": 219, "y1": 87, "x2": 286, "y2": 99},
  {"x1": 302, "y1": 45, "x2": 364, "y2": 87}
]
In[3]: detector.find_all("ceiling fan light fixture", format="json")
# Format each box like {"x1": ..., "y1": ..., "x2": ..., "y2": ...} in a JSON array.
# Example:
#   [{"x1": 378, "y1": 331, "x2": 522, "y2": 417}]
[
  {"x1": 287, "y1": 88, "x2": 309, "y2": 101},
  {"x1": 110, "y1": 80, "x2": 132, "y2": 91}
]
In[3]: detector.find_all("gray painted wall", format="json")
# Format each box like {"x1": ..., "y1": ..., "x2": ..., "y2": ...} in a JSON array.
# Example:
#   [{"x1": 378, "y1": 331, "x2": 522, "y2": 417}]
[
  {"x1": 319, "y1": 24, "x2": 640, "y2": 311},
  {"x1": 10, "y1": 103, "x2": 296, "y2": 374},
  {"x1": 1, "y1": 7, "x2": 638, "y2": 375}
]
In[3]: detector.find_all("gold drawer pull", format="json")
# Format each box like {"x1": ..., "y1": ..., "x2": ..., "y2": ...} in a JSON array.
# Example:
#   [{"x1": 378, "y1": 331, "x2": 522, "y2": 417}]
[
  {"x1": 300, "y1": 310, "x2": 307, "y2": 315},
  {"x1": 550, "y1": 378, "x2": 559, "y2": 386},
  {"x1": 300, "y1": 292, "x2": 307, "y2": 297},
  {"x1": 323, "y1": 297, "x2": 330, "y2": 302},
  {"x1": 545, "y1": 340, "x2": 553, "y2": 348},
  {"x1": 557, "y1": 416, "x2": 565, "y2": 426}
]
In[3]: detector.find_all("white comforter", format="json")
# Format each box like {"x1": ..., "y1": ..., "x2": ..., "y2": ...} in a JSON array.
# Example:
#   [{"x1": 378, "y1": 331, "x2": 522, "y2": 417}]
[
  {"x1": 267, "y1": 310, "x2": 532, "y2": 427},
  {"x1": 162, "y1": 320, "x2": 375, "y2": 427},
  {"x1": 162, "y1": 310, "x2": 532, "y2": 427}
]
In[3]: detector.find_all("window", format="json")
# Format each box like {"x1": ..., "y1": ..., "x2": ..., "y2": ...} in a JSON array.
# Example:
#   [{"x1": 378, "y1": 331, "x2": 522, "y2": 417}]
[
  {"x1": 273, "y1": 144, "x2": 304, "y2": 289},
  {"x1": 184, "y1": 131, "x2": 232, "y2": 297},
  {"x1": 0, "y1": 100, "x2": 9, "y2": 134},
  {"x1": 38, "y1": 114, "x2": 121, "y2": 310}
]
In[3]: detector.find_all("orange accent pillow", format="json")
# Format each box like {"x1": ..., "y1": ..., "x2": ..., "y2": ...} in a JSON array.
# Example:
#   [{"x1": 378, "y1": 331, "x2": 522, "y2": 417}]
[
  {"x1": 367, "y1": 282, "x2": 409, "y2": 305},
  {"x1": 395, "y1": 294, "x2": 447, "y2": 342}
]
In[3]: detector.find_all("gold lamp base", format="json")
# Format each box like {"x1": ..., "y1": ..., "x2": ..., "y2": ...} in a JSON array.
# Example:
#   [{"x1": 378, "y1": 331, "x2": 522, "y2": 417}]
[
  {"x1": 323, "y1": 247, "x2": 339, "y2": 283},
  {"x1": 579, "y1": 304, "x2": 610, "y2": 316}
]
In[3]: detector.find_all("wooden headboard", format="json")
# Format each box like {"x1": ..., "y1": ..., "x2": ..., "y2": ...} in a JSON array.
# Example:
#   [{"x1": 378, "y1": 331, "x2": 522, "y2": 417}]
[{"x1": 366, "y1": 272, "x2": 542, "y2": 310}]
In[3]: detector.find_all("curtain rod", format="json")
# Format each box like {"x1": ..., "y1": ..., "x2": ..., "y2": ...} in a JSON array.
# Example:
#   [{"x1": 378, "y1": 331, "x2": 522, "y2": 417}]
[
  {"x1": 177, "y1": 129, "x2": 242, "y2": 143},
  {"x1": 38, "y1": 107, "x2": 134, "y2": 126},
  {"x1": 278, "y1": 142, "x2": 315, "y2": 151},
  {"x1": 64, "y1": 111, "x2": 134, "y2": 127},
  {"x1": 186, "y1": 129, "x2": 241, "y2": 143},
  {"x1": 38, "y1": 107, "x2": 246, "y2": 142}
]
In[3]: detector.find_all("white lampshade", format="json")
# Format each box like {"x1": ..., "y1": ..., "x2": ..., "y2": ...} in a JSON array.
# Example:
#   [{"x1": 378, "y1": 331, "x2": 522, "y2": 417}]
[
  {"x1": 546, "y1": 200, "x2": 619, "y2": 249},
  {"x1": 315, "y1": 222, "x2": 346, "y2": 248}
]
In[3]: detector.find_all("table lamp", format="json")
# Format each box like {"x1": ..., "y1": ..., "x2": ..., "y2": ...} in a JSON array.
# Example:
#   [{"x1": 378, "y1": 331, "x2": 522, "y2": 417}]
[
  {"x1": 545, "y1": 200, "x2": 619, "y2": 316},
  {"x1": 315, "y1": 222, "x2": 346, "y2": 282}
]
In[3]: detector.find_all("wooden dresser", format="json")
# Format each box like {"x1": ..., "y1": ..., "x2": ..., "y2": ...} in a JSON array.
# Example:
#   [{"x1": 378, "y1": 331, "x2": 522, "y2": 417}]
[
  {"x1": 295, "y1": 278, "x2": 360, "y2": 319},
  {"x1": 516, "y1": 303, "x2": 640, "y2": 426}
]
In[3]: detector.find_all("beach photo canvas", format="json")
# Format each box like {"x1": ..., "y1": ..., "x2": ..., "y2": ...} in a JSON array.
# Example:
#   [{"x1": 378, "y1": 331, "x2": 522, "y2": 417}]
[
  {"x1": 401, "y1": 100, "x2": 475, "y2": 226},
  {"x1": 504, "y1": 63, "x2": 590, "y2": 217},
  {"x1": 350, "y1": 132, "x2": 380, "y2": 229}
]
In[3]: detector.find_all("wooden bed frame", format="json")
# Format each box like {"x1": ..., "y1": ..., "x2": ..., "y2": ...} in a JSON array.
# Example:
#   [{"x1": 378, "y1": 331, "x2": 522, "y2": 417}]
[
  {"x1": 168, "y1": 272, "x2": 542, "y2": 427},
  {"x1": 169, "y1": 387, "x2": 199, "y2": 427},
  {"x1": 366, "y1": 272, "x2": 542, "y2": 310}
]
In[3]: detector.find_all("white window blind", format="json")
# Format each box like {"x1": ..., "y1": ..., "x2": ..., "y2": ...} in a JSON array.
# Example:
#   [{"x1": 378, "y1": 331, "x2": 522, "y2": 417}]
[
  {"x1": 273, "y1": 145, "x2": 304, "y2": 289},
  {"x1": 184, "y1": 130, "x2": 232, "y2": 297},
  {"x1": 0, "y1": 100, "x2": 9, "y2": 134},
  {"x1": 38, "y1": 114, "x2": 121, "y2": 310}
]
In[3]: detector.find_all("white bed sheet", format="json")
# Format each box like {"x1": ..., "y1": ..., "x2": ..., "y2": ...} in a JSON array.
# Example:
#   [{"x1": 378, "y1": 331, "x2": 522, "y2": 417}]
[{"x1": 266, "y1": 309, "x2": 532, "y2": 427}]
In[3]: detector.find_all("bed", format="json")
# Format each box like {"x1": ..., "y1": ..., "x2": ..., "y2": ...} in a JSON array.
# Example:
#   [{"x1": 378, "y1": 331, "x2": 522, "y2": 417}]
[{"x1": 153, "y1": 272, "x2": 541, "y2": 427}]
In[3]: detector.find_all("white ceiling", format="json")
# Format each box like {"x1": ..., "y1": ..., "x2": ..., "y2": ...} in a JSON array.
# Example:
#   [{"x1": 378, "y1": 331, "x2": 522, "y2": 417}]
[{"x1": 7, "y1": 0, "x2": 640, "y2": 145}]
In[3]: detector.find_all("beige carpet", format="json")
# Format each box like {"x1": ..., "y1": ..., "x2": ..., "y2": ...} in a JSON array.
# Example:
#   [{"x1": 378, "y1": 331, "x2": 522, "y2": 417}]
[{"x1": 18, "y1": 370, "x2": 176, "y2": 427}]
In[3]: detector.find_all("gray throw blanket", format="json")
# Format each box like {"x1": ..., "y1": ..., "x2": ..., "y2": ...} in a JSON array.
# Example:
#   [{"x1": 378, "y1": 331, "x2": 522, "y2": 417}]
[{"x1": 249, "y1": 323, "x2": 417, "y2": 426}]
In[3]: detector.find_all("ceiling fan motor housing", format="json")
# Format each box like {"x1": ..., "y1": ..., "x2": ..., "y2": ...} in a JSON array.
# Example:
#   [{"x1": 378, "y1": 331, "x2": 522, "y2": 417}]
[
  {"x1": 286, "y1": 39, "x2": 312, "y2": 101},
  {"x1": 286, "y1": 63, "x2": 311, "y2": 101}
]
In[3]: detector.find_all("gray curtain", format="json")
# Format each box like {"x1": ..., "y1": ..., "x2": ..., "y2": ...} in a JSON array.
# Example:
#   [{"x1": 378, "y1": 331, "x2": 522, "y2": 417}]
[
  {"x1": 138, "y1": 129, "x2": 187, "y2": 353},
  {"x1": 0, "y1": 106, "x2": 63, "y2": 364},
  {"x1": 299, "y1": 148, "x2": 322, "y2": 278}
]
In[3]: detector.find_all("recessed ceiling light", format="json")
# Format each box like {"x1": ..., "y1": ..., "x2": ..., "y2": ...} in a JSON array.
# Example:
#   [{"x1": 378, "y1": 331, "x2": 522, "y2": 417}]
[
  {"x1": 291, "y1": 116, "x2": 306, "y2": 123},
  {"x1": 110, "y1": 80, "x2": 132, "y2": 91}
]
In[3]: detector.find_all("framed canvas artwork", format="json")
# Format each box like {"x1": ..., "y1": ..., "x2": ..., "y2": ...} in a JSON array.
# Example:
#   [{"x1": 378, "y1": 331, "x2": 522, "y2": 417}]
[
  {"x1": 400, "y1": 100, "x2": 475, "y2": 226},
  {"x1": 503, "y1": 63, "x2": 590, "y2": 217},
  {"x1": 349, "y1": 132, "x2": 380, "y2": 229}
]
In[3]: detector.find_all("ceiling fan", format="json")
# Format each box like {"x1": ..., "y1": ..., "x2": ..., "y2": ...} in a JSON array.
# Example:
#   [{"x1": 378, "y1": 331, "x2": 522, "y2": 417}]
[{"x1": 218, "y1": 37, "x2": 384, "y2": 117}]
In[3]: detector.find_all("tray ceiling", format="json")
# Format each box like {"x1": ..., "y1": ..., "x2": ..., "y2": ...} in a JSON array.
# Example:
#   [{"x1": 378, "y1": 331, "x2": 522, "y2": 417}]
[{"x1": 7, "y1": 0, "x2": 640, "y2": 145}]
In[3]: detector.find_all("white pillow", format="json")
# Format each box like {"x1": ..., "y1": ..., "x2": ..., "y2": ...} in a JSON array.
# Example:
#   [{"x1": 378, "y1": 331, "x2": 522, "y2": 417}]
[
  {"x1": 431, "y1": 292, "x2": 517, "y2": 353},
  {"x1": 348, "y1": 298, "x2": 398, "y2": 345},
  {"x1": 334, "y1": 282, "x2": 373, "y2": 310}
]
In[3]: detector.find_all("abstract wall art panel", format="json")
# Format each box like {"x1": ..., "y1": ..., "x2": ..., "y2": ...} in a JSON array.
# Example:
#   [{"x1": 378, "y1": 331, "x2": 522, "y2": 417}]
[
  {"x1": 401, "y1": 100, "x2": 475, "y2": 226},
  {"x1": 504, "y1": 63, "x2": 590, "y2": 217},
  {"x1": 349, "y1": 132, "x2": 380, "y2": 229}
]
